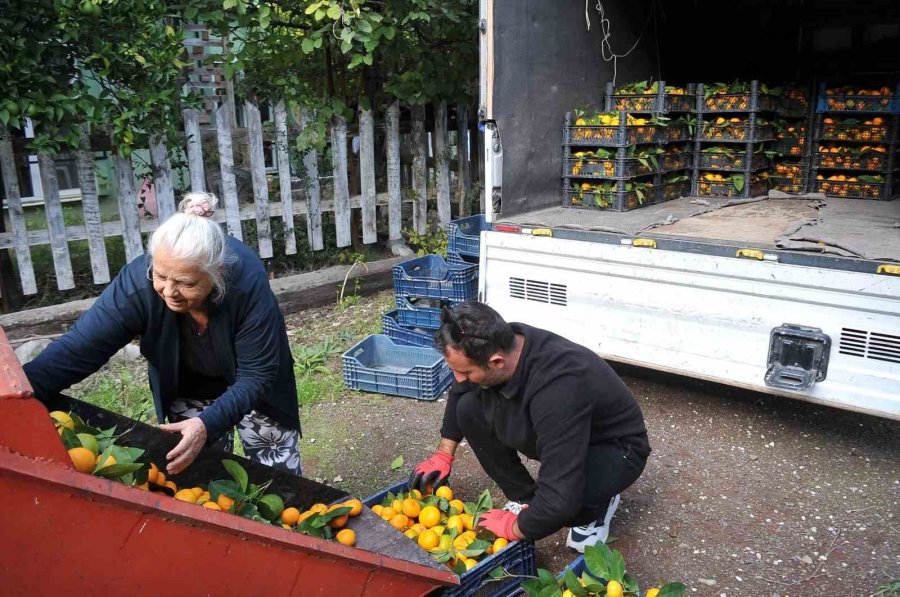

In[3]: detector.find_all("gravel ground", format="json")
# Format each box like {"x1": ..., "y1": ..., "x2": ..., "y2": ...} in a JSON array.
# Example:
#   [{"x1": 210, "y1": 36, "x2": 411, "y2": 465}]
[{"x1": 71, "y1": 290, "x2": 899, "y2": 596}]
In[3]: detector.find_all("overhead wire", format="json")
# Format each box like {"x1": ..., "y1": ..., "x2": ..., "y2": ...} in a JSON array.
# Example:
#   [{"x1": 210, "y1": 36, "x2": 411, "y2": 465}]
[{"x1": 585, "y1": 0, "x2": 657, "y2": 87}]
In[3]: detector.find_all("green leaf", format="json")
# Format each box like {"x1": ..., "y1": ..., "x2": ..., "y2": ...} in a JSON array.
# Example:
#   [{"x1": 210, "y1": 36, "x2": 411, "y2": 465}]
[
  {"x1": 224, "y1": 0, "x2": 237, "y2": 9},
  {"x1": 487, "y1": 566, "x2": 504, "y2": 580},
  {"x1": 358, "y1": 19, "x2": 372, "y2": 33},
  {"x1": 608, "y1": 549, "x2": 625, "y2": 582},
  {"x1": 658, "y1": 582, "x2": 688, "y2": 597},
  {"x1": 733, "y1": 174, "x2": 745, "y2": 192},
  {"x1": 623, "y1": 572, "x2": 640, "y2": 593},
  {"x1": 60, "y1": 427, "x2": 82, "y2": 450},
  {"x1": 390, "y1": 455, "x2": 404, "y2": 470},
  {"x1": 340, "y1": 40, "x2": 352, "y2": 54},
  {"x1": 222, "y1": 459, "x2": 248, "y2": 492},
  {"x1": 305, "y1": 2, "x2": 320, "y2": 15},
  {"x1": 382, "y1": 26, "x2": 396, "y2": 40},
  {"x1": 584, "y1": 544, "x2": 611, "y2": 579},
  {"x1": 208, "y1": 479, "x2": 247, "y2": 504},
  {"x1": 94, "y1": 462, "x2": 144, "y2": 479},
  {"x1": 327, "y1": 4, "x2": 342, "y2": 19},
  {"x1": 537, "y1": 569, "x2": 557, "y2": 585},
  {"x1": 257, "y1": 494, "x2": 285, "y2": 522}
]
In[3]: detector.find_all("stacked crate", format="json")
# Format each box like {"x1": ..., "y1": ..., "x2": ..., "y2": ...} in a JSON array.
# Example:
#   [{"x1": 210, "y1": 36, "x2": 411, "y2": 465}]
[
  {"x1": 561, "y1": 81, "x2": 694, "y2": 211},
  {"x1": 771, "y1": 86, "x2": 814, "y2": 194},
  {"x1": 692, "y1": 81, "x2": 777, "y2": 198},
  {"x1": 809, "y1": 83, "x2": 900, "y2": 201},
  {"x1": 343, "y1": 253, "x2": 475, "y2": 401},
  {"x1": 605, "y1": 81, "x2": 695, "y2": 204}
]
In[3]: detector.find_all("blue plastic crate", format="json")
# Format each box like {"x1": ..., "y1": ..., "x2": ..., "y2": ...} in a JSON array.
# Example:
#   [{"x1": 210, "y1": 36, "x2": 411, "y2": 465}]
[
  {"x1": 447, "y1": 214, "x2": 487, "y2": 258},
  {"x1": 381, "y1": 310, "x2": 438, "y2": 349},
  {"x1": 447, "y1": 251, "x2": 479, "y2": 266},
  {"x1": 342, "y1": 334, "x2": 452, "y2": 401},
  {"x1": 393, "y1": 254, "x2": 478, "y2": 302},
  {"x1": 816, "y1": 82, "x2": 900, "y2": 114},
  {"x1": 395, "y1": 296, "x2": 451, "y2": 330},
  {"x1": 364, "y1": 481, "x2": 537, "y2": 597}
]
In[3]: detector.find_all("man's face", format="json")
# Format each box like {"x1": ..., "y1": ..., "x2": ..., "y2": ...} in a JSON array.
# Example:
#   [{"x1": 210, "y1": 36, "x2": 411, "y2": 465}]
[{"x1": 444, "y1": 345, "x2": 510, "y2": 388}]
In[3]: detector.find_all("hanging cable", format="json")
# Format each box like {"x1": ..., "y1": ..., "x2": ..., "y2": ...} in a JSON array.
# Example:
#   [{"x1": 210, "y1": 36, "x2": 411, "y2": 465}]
[{"x1": 586, "y1": 0, "x2": 654, "y2": 87}]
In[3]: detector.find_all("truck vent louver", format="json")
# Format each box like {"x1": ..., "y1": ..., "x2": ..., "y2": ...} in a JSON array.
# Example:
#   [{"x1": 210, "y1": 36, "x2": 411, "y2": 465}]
[
  {"x1": 839, "y1": 328, "x2": 900, "y2": 364},
  {"x1": 509, "y1": 277, "x2": 567, "y2": 307}
]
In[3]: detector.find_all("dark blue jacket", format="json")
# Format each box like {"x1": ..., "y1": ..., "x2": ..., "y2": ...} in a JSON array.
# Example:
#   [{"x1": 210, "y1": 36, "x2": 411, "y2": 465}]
[{"x1": 24, "y1": 236, "x2": 299, "y2": 443}]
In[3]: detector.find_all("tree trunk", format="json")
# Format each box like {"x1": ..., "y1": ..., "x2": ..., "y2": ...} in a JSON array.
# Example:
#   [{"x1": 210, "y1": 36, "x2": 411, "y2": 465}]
[
  {"x1": 434, "y1": 100, "x2": 451, "y2": 226},
  {"x1": 411, "y1": 104, "x2": 428, "y2": 234}
]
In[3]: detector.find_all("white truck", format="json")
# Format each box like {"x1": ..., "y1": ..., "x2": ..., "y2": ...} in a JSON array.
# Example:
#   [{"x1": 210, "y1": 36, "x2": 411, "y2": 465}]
[{"x1": 474, "y1": 0, "x2": 900, "y2": 419}]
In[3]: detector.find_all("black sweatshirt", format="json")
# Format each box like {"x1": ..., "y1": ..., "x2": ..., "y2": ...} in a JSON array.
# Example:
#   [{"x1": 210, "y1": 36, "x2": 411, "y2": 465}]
[{"x1": 440, "y1": 323, "x2": 650, "y2": 540}]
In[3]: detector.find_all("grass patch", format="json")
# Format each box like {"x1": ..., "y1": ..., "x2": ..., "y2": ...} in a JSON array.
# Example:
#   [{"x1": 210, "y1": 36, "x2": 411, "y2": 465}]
[{"x1": 68, "y1": 360, "x2": 155, "y2": 424}]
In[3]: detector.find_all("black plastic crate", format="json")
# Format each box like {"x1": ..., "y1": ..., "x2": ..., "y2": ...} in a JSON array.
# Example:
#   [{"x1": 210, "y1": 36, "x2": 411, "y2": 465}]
[
  {"x1": 816, "y1": 83, "x2": 900, "y2": 114},
  {"x1": 563, "y1": 184, "x2": 654, "y2": 212},
  {"x1": 773, "y1": 161, "x2": 809, "y2": 179},
  {"x1": 657, "y1": 180, "x2": 691, "y2": 203},
  {"x1": 777, "y1": 89, "x2": 810, "y2": 117},
  {"x1": 657, "y1": 124, "x2": 692, "y2": 143},
  {"x1": 815, "y1": 120, "x2": 892, "y2": 143},
  {"x1": 697, "y1": 82, "x2": 777, "y2": 113},
  {"x1": 606, "y1": 81, "x2": 695, "y2": 113},
  {"x1": 774, "y1": 137, "x2": 807, "y2": 157},
  {"x1": 770, "y1": 176, "x2": 807, "y2": 194},
  {"x1": 699, "y1": 121, "x2": 775, "y2": 143},
  {"x1": 563, "y1": 157, "x2": 658, "y2": 179},
  {"x1": 697, "y1": 150, "x2": 771, "y2": 171},
  {"x1": 660, "y1": 148, "x2": 693, "y2": 171},
  {"x1": 694, "y1": 176, "x2": 769, "y2": 198},
  {"x1": 563, "y1": 124, "x2": 658, "y2": 147},
  {"x1": 813, "y1": 150, "x2": 891, "y2": 171},
  {"x1": 811, "y1": 177, "x2": 898, "y2": 200}
]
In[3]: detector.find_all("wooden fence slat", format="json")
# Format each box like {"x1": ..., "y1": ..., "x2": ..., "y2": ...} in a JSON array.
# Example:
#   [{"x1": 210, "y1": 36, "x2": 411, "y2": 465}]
[
  {"x1": 359, "y1": 106, "x2": 377, "y2": 245},
  {"x1": 183, "y1": 108, "x2": 206, "y2": 193},
  {"x1": 331, "y1": 115, "x2": 351, "y2": 248},
  {"x1": 434, "y1": 100, "x2": 451, "y2": 226},
  {"x1": 456, "y1": 103, "x2": 471, "y2": 217},
  {"x1": 0, "y1": 130, "x2": 37, "y2": 295},
  {"x1": 149, "y1": 136, "x2": 176, "y2": 221},
  {"x1": 245, "y1": 101, "x2": 273, "y2": 258},
  {"x1": 411, "y1": 104, "x2": 428, "y2": 234},
  {"x1": 113, "y1": 153, "x2": 145, "y2": 262},
  {"x1": 300, "y1": 108, "x2": 323, "y2": 251},
  {"x1": 76, "y1": 125, "x2": 110, "y2": 284},
  {"x1": 37, "y1": 154, "x2": 75, "y2": 290},
  {"x1": 0, "y1": 192, "x2": 405, "y2": 250},
  {"x1": 274, "y1": 100, "x2": 296, "y2": 255},
  {"x1": 386, "y1": 101, "x2": 402, "y2": 243},
  {"x1": 214, "y1": 102, "x2": 242, "y2": 240}
]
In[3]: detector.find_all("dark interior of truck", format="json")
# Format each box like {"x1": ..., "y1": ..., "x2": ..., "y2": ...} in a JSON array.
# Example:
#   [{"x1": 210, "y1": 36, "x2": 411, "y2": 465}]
[{"x1": 491, "y1": 0, "x2": 900, "y2": 219}]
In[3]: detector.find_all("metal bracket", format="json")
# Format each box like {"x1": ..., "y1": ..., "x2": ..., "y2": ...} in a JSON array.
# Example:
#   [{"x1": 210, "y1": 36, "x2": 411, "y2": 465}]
[
  {"x1": 765, "y1": 324, "x2": 831, "y2": 391},
  {"x1": 480, "y1": 19, "x2": 487, "y2": 33}
]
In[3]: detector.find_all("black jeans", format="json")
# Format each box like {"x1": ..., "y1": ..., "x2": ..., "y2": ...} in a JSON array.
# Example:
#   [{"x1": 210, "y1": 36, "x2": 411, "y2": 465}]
[{"x1": 457, "y1": 390, "x2": 647, "y2": 527}]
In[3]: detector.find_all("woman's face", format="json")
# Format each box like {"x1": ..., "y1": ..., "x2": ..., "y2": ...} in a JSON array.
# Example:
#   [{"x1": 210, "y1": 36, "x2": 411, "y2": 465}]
[{"x1": 151, "y1": 248, "x2": 214, "y2": 313}]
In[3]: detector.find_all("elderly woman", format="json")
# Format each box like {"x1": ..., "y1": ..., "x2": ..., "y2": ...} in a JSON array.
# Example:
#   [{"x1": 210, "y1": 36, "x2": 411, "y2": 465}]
[{"x1": 24, "y1": 193, "x2": 301, "y2": 475}]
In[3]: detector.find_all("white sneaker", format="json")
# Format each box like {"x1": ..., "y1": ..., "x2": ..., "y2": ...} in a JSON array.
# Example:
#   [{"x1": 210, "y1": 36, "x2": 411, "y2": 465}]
[
  {"x1": 503, "y1": 500, "x2": 528, "y2": 515},
  {"x1": 566, "y1": 494, "x2": 621, "y2": 553}
]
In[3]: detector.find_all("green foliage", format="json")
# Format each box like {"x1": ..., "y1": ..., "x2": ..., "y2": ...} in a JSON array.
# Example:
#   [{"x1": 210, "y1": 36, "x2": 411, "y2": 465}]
[
  {"x1": 1, "y1": 0, "x2": 203, "y2": 154},
  {"x1": 404, "y1": 225, "x2": 447, "y2": 257},
  {"x1": 521, "y1": 543, "x2": 686, "y2": 597}
]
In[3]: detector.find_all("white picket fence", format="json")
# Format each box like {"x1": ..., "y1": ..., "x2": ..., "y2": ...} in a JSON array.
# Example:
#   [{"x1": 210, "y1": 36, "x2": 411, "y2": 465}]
[{"x1": 0, "y1": 100, "x2": 479, "y2": 297}]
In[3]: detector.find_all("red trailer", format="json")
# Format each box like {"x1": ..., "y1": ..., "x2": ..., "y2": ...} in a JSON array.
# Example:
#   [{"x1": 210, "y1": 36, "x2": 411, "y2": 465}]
[{"x1": 0, "y1": 326, "x2": 458, "y2": 595}]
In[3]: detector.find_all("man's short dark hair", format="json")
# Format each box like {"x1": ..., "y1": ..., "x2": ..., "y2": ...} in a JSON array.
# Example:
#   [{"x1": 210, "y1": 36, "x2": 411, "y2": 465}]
[{"x1": 435, "y1": 301, "x2": 516, "y2": 367}]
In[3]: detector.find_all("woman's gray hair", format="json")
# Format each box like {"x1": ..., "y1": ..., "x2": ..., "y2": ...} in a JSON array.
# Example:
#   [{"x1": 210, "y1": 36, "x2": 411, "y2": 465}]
[{"x1": 147, "y1": 192, "x2": 233, "y2": 303}]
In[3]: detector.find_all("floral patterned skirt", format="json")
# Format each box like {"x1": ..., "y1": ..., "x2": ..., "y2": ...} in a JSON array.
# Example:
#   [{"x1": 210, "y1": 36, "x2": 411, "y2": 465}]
[{"x1": 168, "y1": 398, "x2": 302, "y2": 476}]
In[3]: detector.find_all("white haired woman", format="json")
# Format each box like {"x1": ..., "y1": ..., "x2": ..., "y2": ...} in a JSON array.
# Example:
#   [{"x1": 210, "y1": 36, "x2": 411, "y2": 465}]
[{"x1": 24, "y1": 193, "x2": 302, "y2": 475}]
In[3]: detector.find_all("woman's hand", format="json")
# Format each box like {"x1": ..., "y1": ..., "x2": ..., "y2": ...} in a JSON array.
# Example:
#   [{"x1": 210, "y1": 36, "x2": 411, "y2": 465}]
[{"x1": 159, "y1": 417, "x2": 208, "y2": 474}]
